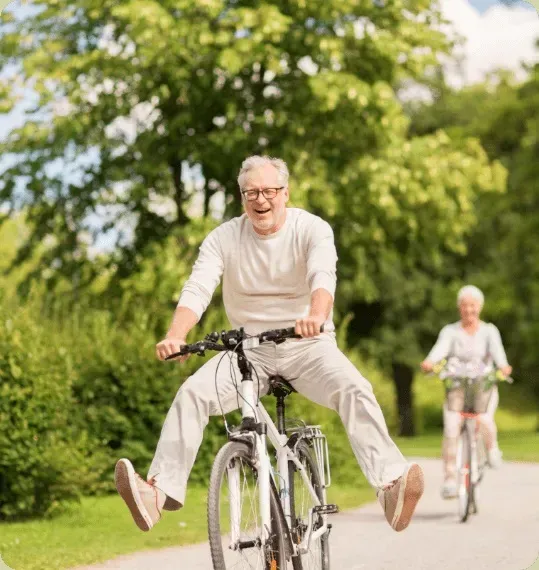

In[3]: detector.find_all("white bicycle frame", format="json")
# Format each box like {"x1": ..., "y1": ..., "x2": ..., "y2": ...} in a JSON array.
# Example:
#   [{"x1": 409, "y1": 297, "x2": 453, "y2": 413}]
[
  {"x1": 456, "y1": 415, "x2": 483, "y2": 491},
  {"x1": 226, "y1": 368, "x2": 331, "y2": 557}
]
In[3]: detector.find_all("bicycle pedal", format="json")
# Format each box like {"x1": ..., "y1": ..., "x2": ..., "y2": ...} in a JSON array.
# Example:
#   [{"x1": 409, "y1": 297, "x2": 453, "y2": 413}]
[{"x1": 313, "y1": 504, "x2": 339, "y2": 515}]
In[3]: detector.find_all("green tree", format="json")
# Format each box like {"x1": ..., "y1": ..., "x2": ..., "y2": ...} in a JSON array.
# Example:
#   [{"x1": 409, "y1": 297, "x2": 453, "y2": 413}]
[
  {"x1": 331, "y1": 131, "x2": 506, "y2": 434},
  {"x1": 0, "y1": 0, "x2": 448, "y2": 285},
  {"x1": 409, "y1": 64, "x2": 539, "y2": 424},
  {"x1": 0, "y1": 0, "x2": 507, "y2": 436}
]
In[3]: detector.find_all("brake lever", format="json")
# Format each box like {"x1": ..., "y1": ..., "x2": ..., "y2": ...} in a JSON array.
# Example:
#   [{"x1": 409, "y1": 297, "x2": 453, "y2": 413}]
[{"x1": 164, "y1": 342, "x2": 199, "y2": 360}]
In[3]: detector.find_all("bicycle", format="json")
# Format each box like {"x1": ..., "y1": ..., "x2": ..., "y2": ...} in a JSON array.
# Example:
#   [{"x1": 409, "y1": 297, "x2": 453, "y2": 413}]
[
  {"x1": 166, "y1": 326, "x2": 337, "y2": 570},
  {"x1": 432, "y1": 359, "x2": 512, "y2": 523}
]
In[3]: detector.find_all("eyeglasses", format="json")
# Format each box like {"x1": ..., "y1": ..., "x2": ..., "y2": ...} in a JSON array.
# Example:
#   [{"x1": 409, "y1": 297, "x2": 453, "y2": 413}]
[{"x1": 241, "y1": 187, "x2": 284, "y2": 201}]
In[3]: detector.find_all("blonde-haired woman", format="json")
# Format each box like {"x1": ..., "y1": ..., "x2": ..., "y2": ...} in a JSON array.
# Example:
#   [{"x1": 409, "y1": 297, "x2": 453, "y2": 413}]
[{"x1": 421, "y1": 285, "x2": 512, "y2": 499}]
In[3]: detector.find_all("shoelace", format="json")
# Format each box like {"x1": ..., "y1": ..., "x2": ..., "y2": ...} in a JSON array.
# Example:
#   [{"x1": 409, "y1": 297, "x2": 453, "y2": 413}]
[
  {"x1": 136, "y1": 473, "x2": 152, "y2": 487},
  {"x1": 135, "y1": 473, "x2": 162, "y2": 519},
  {"x1": 381, "y1": 478, "x2": 399, "y2": 492}
]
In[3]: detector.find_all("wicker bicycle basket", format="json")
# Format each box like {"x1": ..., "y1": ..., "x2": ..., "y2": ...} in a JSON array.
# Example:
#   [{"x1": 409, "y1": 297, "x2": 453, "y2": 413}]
[{"x1": 445, "y1": 377, "x2": 494, "y2": 413}]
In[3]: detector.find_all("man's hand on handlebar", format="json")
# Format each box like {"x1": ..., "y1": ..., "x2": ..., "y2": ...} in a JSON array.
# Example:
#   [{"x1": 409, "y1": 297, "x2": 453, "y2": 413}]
[
  {"x1": 156, "y1": 337, "x2": 190, "y2": 363},
  {"x1": 295, "y1": 315, "x2": 325, "y2": 338},
  {"x1": 160, "y1": 324, "x2": 328, "y2": 362}
]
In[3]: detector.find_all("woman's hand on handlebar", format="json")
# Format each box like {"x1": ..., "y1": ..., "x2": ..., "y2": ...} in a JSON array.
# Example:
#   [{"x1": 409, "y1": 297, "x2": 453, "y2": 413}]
[
  {"x1": 499, "y1": 365, "x2": 512, "y2": 378},
  {"x1": 156, "y1": 337, "x2": 190, "y2": 363},
  {"x1": 420, "y1": 360, "x2": 434, "y2": 373}
]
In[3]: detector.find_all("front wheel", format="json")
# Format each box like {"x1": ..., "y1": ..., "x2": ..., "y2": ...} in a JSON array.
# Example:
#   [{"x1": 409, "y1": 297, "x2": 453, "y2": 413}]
[
  {"x1": 208, "y1": 441, "x2": 288, "y2": 570},
  {"x1": 289, "y1": 440, "x2": 330, "y2": 570},
  {"x1": 456, "y1": 427, "x2": 473, "y2": 523}
]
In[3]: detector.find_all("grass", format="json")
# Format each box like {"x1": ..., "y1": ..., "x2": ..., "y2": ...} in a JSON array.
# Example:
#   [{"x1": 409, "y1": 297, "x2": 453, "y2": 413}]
[
  {"x1": 396, "y1": 430, "x2": 539, "y2": 462},
  {"x1": 3, "y1": 428, "x2": 536, "y2": 570},
  {"x1": 412, "y1": 374, "x2": 538, "y2": 433},
  {"x1": 0, "y1": 483, "x2": 374, "y2": 570},
  {"x1": 1, "y1": 487, "x2": 206, "y2": 570},
  {"x1": 2, "y1": 376, "x2": 537, "y2": 570}
]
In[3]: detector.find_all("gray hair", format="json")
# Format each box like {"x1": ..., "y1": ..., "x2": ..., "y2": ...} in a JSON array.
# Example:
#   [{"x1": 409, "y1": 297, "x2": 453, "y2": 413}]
[
  {"x1": 457, "y1": 285, "x2": 484, "y2": 307},
  {"x1": 237, "y1": 155, "x2": 289, "y2": 190}
]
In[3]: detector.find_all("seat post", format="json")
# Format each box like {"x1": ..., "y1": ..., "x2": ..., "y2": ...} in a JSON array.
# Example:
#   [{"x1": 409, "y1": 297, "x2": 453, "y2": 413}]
[
  {"x1": 268, "y1": 375, "x2": 294, "y2": 435},
  {"x1": 276, "y1": 394, "x2": 286, "y2": 435}
]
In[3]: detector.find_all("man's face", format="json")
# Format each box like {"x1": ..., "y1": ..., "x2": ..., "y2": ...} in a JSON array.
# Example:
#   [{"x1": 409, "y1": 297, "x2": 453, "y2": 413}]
[
  {"x1": 241, "y1": 164, "x2": 289, "y2": 234},
  {"x1": 459, "y1": 296, "x2": 482, "y2": 324}
]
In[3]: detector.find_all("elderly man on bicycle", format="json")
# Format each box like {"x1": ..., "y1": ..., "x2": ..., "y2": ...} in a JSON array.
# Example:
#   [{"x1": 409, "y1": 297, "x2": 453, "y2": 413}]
[{"x1": 115, "y1": 155, "x2": 424, "y2": 534}]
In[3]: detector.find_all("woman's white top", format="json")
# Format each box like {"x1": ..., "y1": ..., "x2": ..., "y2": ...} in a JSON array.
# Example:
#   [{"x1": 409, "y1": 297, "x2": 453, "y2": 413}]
[{"x1": 427, "y1": 321, "x2": 509, "y2": 369}]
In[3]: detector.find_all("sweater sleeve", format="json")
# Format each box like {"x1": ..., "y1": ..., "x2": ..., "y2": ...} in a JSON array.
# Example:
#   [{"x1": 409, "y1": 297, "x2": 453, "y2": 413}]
[
  {"x1": 426, "y1": 325, "x2": 454, "y2": 363},
  {"x1": 306, "y1": 219, "x2": 338, "y2": 298},
  {"x1": 177, "y1": 228, "x2": 224, "y2": 321},
  {"x1": 487, "y1": 323, "x2": 509, "y2": 368}
]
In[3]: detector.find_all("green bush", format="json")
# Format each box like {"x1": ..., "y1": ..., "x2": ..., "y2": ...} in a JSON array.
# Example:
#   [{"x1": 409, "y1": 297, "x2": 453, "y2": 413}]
[
  {"x1": 0, "y1": 301, "x2": 104, "y2": 520},
  {"x1": 0, "y1": 287, "x2": 410, "y2": 519},
  {"x1": 59, "y1": 296, "x2": 231, "y2": 487}
]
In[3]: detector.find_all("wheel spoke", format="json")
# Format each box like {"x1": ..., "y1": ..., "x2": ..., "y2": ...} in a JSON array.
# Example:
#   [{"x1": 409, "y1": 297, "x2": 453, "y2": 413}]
[
  {"x1": 208, "y1": 442, "x2": 285, "y2": 570},
  {"x1": 290, "y1": 443, "x2": 328, "y2": 569}
]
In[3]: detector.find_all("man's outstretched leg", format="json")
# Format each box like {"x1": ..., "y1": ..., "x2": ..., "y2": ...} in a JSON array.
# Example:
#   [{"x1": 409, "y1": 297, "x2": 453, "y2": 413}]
[
  {"x1": 114, "y1": 346, "x2": 275, "y2": 531},
  {"x1": 278, "y1": 335, "x2": 424, "y2": 531}
]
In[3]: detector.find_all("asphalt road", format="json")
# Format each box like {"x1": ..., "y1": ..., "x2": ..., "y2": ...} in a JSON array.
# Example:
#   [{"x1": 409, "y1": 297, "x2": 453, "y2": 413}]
[{"x1": 73, "y1": 458, "x2": 539, "y2": 570}]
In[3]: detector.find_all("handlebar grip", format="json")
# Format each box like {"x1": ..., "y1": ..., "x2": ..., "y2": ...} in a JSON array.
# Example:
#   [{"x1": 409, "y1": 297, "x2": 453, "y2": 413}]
[
  {"x1": 285, "y1": 324, "x2": 325, "y2": 334},
  {"x1": 164, "y1": 349, "x2": 187, "y2": 361}
]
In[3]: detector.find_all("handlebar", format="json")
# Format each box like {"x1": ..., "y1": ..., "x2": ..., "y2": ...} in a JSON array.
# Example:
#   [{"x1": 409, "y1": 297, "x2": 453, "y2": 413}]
[
  {"x1": 164, "y1": 325, "x2": 324, "y2": 360},
  {"x1": 426, "y1": 360, "x2": 513, "y2": 384}
]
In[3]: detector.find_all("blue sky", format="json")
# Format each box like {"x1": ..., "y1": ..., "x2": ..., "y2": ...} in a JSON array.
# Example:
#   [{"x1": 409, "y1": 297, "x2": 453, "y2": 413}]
[
  {"x1": 1, "y1": 0, "x2": 536, "y2": 136},
  {"x1": 1, "y1": 0, "x2": 537, "y2": 245},
  {"x1": 471, "y1": 0, "x2": 534, "y2": 10}
]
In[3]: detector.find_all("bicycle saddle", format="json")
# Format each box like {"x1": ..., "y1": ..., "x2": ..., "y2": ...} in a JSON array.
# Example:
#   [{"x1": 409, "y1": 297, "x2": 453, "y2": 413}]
[{"x1": 268, "y1": 375, "x2": 296, "y2": 397}]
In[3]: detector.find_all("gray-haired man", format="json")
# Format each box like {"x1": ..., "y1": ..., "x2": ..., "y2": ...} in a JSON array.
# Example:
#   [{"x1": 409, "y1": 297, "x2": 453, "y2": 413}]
[{"x1": 115, "y1": 155, "x2": 424, "y2": 533}]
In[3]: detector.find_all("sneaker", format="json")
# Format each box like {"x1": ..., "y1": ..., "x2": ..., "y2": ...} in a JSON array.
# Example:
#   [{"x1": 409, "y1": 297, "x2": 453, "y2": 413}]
[
  {"x1": 378, "y1": 463, "x2": 424, "y2": 532},
  {"x1": 115, "y1": 458, "x2": 166, "y2": 532},
  {"x1": 488, "y1": 447, "x2": 503, "y2": 469},
  {"x1": 441, "y1": 480, "x2": 457, "y2": 500}
]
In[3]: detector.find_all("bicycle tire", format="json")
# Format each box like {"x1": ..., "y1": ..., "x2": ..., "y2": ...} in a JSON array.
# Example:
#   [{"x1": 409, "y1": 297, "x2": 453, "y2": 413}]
[
  {"x1": 457, "y1": 426, "x2": 472, "y2": 523},
  {"x1": 289, "y1": 440, "x2": 330, "y2": 570},
  {"x1": 208, "y1": 441, "x2": 288, "y2": 570},
  {"x1": 471, "y1": 437, "x2": 487, "y2": 515}
]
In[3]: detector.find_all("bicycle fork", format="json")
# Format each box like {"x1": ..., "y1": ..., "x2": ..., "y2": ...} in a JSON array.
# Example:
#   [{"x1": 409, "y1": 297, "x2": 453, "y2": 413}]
[
  {"x1": 228, "y1": 351, "x2": 273, "y2": 549},
  {"x1": 467, "y1": 418, "x2": 481, "y2": 486}
]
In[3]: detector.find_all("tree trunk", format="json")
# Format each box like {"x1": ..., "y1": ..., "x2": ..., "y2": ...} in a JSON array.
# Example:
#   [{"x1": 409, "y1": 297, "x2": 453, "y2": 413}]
[
  {"x1": 391, "y1": 361, "x2": 415, "y2": 437},
  {"x1": 170, "y1": 162, "x2": 189, "y2": 224}
]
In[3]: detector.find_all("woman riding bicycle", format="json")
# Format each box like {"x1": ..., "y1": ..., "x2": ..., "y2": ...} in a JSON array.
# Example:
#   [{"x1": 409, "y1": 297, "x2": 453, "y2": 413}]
[{"x1": 420, "y1": 285, "x2": 512, "y2": 500}]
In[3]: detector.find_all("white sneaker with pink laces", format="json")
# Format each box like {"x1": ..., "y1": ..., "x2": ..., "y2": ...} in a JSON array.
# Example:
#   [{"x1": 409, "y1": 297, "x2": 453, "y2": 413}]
[
  {"x1": 378, "y1": 463, "x2": 424, "y2": 532},
  {"x1": 115, "y1": 458, "x2": 166, "y2": 532},
  {"x1": 488, "y1": 446, "x2": 503, "y2": 469}
]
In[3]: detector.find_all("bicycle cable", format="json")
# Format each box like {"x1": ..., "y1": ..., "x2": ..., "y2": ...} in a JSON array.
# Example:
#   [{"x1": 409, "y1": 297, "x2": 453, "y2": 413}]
[
  {"x1": 213, "y1": 335, "x2": 260, "y2": 433},
  {"x1": 231, "y1": 337, "x2": 260, "y2": 421},
  {"x1": 213, "y1": 350, "x2": 233, "y2": 435}
]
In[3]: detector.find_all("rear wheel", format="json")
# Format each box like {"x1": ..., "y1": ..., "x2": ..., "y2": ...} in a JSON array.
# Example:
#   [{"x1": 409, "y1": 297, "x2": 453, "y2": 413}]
[
  {"x1": 208, "y1": 441, "x2": 288, "y2": 570},
  {"x1": 289, "y1": 440, "x2": 330, "y2": 570}
]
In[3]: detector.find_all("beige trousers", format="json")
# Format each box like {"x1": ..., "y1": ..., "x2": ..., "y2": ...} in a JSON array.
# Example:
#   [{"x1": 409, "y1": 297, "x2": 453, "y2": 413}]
[
  {"x1": 442, "y1": 387, "x2": 499, "y2": 481},
  {"x1": 148, "y1": 334, "x2": 408, "y2": 505}
]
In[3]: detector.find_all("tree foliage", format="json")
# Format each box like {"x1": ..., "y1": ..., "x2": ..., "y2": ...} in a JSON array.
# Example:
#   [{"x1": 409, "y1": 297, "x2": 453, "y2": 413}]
[
  {"x1": 1, "y1": 0, "x2": 514, "y2": 436},
  {"x1": 409, "y1": 64, "x2": 539, "y2": 414},
  {"x1": 1, "y1": 0, "x2": 449, "y2": 285}
]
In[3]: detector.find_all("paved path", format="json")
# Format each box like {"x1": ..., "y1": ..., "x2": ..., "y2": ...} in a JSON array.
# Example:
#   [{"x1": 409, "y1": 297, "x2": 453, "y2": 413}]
[{"x1": 73, "y1": 458, "x2": 539, "y2": 570}]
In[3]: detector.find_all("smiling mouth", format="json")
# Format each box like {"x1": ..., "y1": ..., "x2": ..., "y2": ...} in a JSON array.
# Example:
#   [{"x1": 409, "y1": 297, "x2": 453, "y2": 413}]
[{"x1": 254, "y1": 208, "x2": 270, "y2": 214}]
